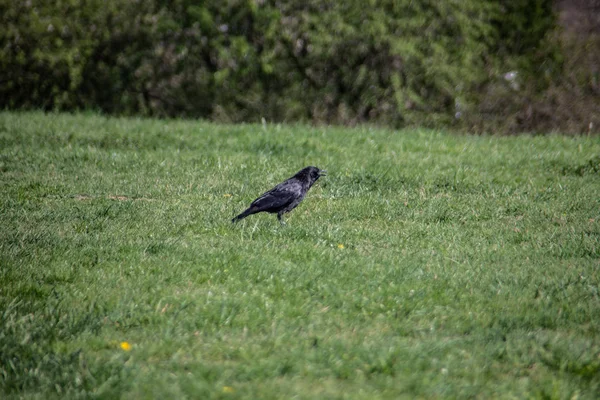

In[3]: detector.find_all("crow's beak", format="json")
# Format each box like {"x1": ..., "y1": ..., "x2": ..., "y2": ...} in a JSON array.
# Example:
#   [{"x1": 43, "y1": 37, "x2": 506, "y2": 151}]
[{"x1": 319, "y1": 170, "x2": 327, "y2": 176}]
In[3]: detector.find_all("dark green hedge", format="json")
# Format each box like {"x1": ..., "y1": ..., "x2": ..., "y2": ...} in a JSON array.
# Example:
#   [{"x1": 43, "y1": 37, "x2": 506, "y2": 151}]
[{"x1": 4, "y1": 0, "x2": 592, "y2": 133}]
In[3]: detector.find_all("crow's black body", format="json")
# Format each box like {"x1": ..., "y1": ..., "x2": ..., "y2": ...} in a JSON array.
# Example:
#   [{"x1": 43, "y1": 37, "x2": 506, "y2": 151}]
[{"x1": 232, "y1": 166, "x2": 326, "y2": 224}]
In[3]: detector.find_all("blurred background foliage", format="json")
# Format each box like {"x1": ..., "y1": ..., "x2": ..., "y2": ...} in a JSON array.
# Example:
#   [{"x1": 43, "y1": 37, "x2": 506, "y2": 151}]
[{"x1": 1, "y1": 0, "x2": 598, "y2": 134}]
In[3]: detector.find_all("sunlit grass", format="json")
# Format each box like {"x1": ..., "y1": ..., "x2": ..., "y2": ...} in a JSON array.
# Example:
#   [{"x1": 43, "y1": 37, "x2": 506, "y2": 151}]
[{"x1": 1, "y1": 111, "x2": 599, "y2": 398}]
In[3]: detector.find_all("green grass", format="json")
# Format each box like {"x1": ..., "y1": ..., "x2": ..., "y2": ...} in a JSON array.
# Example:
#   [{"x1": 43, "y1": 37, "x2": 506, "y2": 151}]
[{"x1": 1, "y1": 111, "x2": 599, "y2": 399}]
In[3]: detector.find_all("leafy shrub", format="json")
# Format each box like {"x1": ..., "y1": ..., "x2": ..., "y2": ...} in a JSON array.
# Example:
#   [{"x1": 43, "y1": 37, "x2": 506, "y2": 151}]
[{"x1": 2, "y1": 0, "x2": 595, "y2": 133}]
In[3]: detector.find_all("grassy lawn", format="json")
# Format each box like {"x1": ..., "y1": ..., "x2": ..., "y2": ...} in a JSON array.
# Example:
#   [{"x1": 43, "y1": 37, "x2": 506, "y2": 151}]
[{"x1": 1, "y1": 111, "x2": 599, "y2": 398}]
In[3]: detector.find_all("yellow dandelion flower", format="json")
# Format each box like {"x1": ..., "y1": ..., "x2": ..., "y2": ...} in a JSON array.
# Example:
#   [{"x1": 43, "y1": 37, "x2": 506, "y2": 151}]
[
  {"x1": 337, "y1": 244, "x2": 344, "y2": 249},
  {"x1": 223, "y1": 193, "x2": 232, "y2": 198},
  {"x1": 120, "y1": 341, "x2": 131, "y2": 351},
  {"x1": 222, "y1": 386, "x2": 235, "y2": 393}
]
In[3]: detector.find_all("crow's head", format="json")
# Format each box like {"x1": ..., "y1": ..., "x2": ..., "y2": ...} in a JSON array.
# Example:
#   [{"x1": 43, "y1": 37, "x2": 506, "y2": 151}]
[{"x1": 297, "y1": 166, "x2": 326, "y2": 185}]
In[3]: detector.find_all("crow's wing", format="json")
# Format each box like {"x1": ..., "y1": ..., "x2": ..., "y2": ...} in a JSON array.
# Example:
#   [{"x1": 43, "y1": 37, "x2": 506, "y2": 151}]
[{"x1": 250, "y1": 180, "x2": 302, "y2": 211}]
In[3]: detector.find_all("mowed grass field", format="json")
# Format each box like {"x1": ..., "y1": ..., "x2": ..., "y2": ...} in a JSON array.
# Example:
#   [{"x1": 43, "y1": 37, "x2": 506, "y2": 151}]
[{"x1": 1, "y1": 111, "x2": 599, "y2": 399}]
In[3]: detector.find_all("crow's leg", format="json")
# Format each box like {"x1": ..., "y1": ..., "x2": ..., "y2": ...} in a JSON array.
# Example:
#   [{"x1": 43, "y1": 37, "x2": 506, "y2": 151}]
[{"x1": 277, "y1": 212, "x2": 286, "y2": 225}]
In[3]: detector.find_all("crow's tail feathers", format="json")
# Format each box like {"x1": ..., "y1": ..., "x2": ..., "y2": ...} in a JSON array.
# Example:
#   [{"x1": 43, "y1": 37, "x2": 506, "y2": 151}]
[{"x1": 231, "y1": 207, "x2": 256, "y2": 223}]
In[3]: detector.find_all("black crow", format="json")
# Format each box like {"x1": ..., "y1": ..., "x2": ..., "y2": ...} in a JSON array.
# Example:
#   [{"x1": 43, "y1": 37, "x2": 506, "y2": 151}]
[{"x1": 232, "y1": 166, "x2": 326, "y2": 224}]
